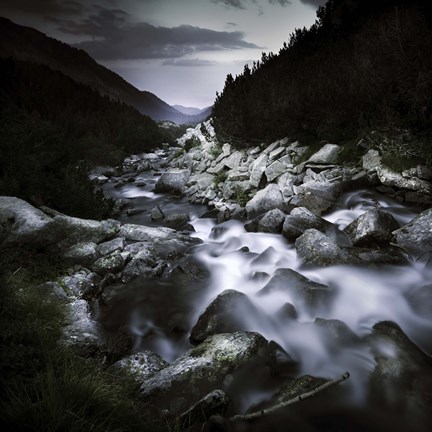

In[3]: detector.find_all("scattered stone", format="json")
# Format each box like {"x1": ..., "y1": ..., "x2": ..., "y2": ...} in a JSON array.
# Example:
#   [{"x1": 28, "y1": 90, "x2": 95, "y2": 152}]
[
  {"x1": 307, "y1": 144, "x2": 340, "y2": 164},
  {"x1": 165, "y1": 214, "x2": 194, "y2": 231},
  {"x1": 362, "y1": 149, "x2": 382, "y2": 171},
  {"x1": 314, "y1": 318, "x2": 360, "y2": 345},
  {"x1": 256, "y1": 209, "x2": 286, "y2": 234},
  {"x1": 258, "y1": 268, "x2": 334, "y2": 312},
  {"x1": 344, "y1": 209, "x2": 399, "y2": 247},
  {"x1": 393, "y1": 208, "x2": 432, "y2": 257},
  {"x1": 190, "y1": 290, "x2": 262, "y2": 344},
  {"x1": 155, "y1": 169, "x2": 190, "y2": 195},
  {"x1": 245, "y1": 184, "x2": 284, "y2": 219},
  {"x1": 282, "y1": 207, "x2": 334, "y2": 240},
  {"x1": 178, "y1": 390, "x2": 229, "y2": 428},
  {"x1": 376, "y1": 165, "x2": 431, "y2": 193},
  {"x1": 249, "y1": 154, "x2": 268, "y2": 187},
  {"x1": 97, "y1": 237, "x2": 125, "y2": 256},
  {"x1": 92, "y1": 250, "x2": 125, "y2": 275},
  {"x1": 62, "y1": 242, "x2": 98, "y2": 266},
  {"x1": 111, "y1": 351, "x2": 169, "y2": 383}
]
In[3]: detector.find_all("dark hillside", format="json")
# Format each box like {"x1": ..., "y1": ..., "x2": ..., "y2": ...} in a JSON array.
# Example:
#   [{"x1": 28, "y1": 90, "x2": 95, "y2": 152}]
[
  {"x1": 213, "y1": 0, "x2": 432, "y2": 156},
  {"x1": 0, "y1": 58, "x2": 165, "y2": 218}
]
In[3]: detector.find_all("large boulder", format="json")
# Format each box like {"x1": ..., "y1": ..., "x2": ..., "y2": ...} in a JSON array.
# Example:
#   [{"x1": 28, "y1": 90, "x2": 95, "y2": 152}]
[
  {"x1": 344, "y1": 209, "x2": 399, "y2": 247},
  {"x1": 392, "y1": 208, "x2": 432, "y2": 257},
  {"x1": 258, "y1": 268, "x2": 334, "y2": 312},
  {"x1": 61, "y1": 241, "x2": 98, "y2": 267},
  {"x1": 245, "y1": 184, "x2": 284, "y2": 219},
  {"x1": 0, "y1": 196, "x2": 63, "y2": 247},
  {"x1": 154, "y1": 169, "x2": 190, "y2": 195},
  {"x1": 290, "y1": 181, "x2": 341, "y2": 215},
  {"x1": 295, "y1": 229, "x2": 360, "y2": 266},
  {"x1": 54, "y1": 214, "x2": 120, "y2": 244},
  {"x1": 282, "y1": 207, "x2": 334, "y2": 240},
  {"x1": 139, "y1": 332, "x2": 269, "y2": 414},
  {"x1": 368, "y1": 321, "x2": 432, "y2": 424},
  {"x1": 190, "y1": 290, "x2": 263, "y2": 344}
]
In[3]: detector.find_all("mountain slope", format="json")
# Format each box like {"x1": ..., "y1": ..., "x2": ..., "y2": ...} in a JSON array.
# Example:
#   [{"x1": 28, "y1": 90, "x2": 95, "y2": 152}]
[
  {"x1": 213, "y1": 0, "x2": 432, "y2": 147},
  {"x1": 0, "y1": 17, "x2": 208, "y2": 124}
]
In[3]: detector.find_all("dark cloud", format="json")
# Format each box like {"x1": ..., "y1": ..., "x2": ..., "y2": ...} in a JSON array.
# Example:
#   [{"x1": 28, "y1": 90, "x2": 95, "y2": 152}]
[
  {"x1": 300, "y1": 0, "x2": 326, "y2": 7},
  {"x1": 212, "y1": 0, "x2": 290, "y2": 9},
  {"x1": 0, "y1": 0, "x2": 84, "y2": 17},
  {"x1": 62, "y1": 8, "x2": 259, "y2": 60},
  {"x1": 162, "y1": 58, "x2": 217, "y2": 67}
]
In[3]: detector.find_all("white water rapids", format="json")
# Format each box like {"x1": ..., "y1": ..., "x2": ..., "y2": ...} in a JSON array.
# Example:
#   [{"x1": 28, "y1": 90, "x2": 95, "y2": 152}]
[{"x1": 103, "y1": 169, "x2": 432, "y2": 414}]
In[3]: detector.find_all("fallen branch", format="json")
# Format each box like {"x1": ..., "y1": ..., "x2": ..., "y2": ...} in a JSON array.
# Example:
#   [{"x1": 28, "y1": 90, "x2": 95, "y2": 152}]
[{"x1": 229, "y1": 371, "x2": 350, "y2": 422}]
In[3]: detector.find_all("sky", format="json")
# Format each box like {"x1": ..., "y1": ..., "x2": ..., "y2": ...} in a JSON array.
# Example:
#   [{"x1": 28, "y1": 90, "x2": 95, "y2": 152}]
[{"x1": 1, "y1": 0, "x2": 325, "y2": 108}]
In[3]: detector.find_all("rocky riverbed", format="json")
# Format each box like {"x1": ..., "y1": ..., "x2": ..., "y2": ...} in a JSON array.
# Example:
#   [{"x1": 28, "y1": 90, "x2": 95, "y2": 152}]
[{"x1": 2, "y1": 120, "x2": 432, "y2": 431}]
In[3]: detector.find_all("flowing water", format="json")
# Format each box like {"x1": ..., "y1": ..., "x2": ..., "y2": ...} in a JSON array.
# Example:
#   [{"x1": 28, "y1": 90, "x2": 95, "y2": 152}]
[{"x1": 101, "y1": 162, "x2": 432, "y2": 423}]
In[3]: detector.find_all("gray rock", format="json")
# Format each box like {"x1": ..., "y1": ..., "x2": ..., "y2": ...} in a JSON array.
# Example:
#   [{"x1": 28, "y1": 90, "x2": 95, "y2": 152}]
[
  {"x1": 307, "y1": 144, "x2": 340, "y2": 164},
  {"x1": 282, "y1": 207, "x2": 334, "y2": 240},
  {"x1": 97, "y1": 237, "x2": 125, "y2": 256},
  {"x1": 296, "y1": 229, "x2": 360, "y2": 266},
  {"x1": 265, "y1": 160, "x2": 287, "y2": 182},
  {"x1": 368, "y1": 321, "x2": 432, "y2": 423},
  {"x1": 92, "y1": 250, "x2": 125, "y2": 275},
  {"x1": 62, "y1": 299, "x2": 101, "y2": 352},
  {"x1": 190, "y1": 290, "x2": 263, "y2": 344},
  {"x1": 165, "y1": 214, "x2": 194, "y2": 231},
  {"x1": 62, "y1": 242, "x2": 98, "y2": 266},
  {"x1": 245, "y1": 184, "x2": 284, "y2": 218},
  {"x1": 121, "y1": 248, "x2": 166, "y2": 283},
  {"x1": 154, "y1": 169, "x2": 190, "y2": 195},
  {"x1": 139, "y1": 332, "x2": 269, "y2": 414},
  {"x1": 248, "y1": 375, "x2": 328, "y2": 414},
  {"x1": 249, "y1": 154, "x2": 268, "y2": 187},
  {"x1": 179, "y1": 389, "x2": 229, "y2": 428},
  {"x1": 151, "y1": 206, "x2": 165, "y2": 221},
  {"x1": 376, "y1": 165, "x2": 431, "y2": 193},
  {"x1": 258, "y1": 268, "x2": 334, "y2": 312},
  {"x1": 344, "y1": 209, "x2": 399, "y2": 246},
  {"x1": 392, "y1": 208, "x2": 432, "y2": 257},
  {"x1": 224, "y1": 151, "x2": 244, "y2": 169},
  {"x1": 314, "y1": 318, "x2": 360, "y2": 345},
  {"x1": 111, "y1": 351, "x2": 169, "y2": 383},
  {"x1": 57, "y1": 271, "x2": 100, "y2": 298},
  {"x1": 257, "y1": 209, "x2": 286, "y2": 234},
  {"x1": 291, "y1": 181, "x2": 341, "y2": 215},
  {"x1": 0, "y1": 196, "x2": 63, "y2": 247},
  {"x1": 268, "y1": 146, "x2": 286, "y2": 162},
  {"x1": 54, "y1": 215, "x2": 120, "y2": 244},
  {"x1": 362, "y1": 149, "x2": 382, "y2": 171},
  {"x1": 275, "y1": 303, "x2": 298, "y2": 321},
  {"x1": 119, "y1": 224, "x2": 176, "y2": 242}
]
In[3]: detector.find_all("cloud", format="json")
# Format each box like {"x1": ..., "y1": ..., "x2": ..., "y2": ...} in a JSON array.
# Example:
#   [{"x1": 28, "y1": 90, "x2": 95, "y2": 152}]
[
  {"x1": 162, "y1": 58, "x2": 217, "y2": 67},
  {"x1": 212, "y1": 0, "x2": 291, "y2": 9},
  {"x1": 0, "y1": 0, "x2": 84, "y2": 17},
  {"x1": 300, "y1": 0, "x2": 326, "y2": 7},
  {"x1": 62, "y1": 8, "x2": 260, "y2": 60}
]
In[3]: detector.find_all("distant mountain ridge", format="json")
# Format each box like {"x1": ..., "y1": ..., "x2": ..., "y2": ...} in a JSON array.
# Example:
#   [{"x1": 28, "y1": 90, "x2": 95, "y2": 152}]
[
  {"x1": 172, "y1": 105, "x2": 212, "y2": 116},
  {"x1": 0, "y1": 17, "x2": 211, "y2": 125}
]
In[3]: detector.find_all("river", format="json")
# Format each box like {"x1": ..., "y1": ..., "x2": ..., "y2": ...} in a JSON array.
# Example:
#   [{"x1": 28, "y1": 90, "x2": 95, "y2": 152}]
[{"x1": 101, "y1": 154, "x2": 432, "y2": 428}]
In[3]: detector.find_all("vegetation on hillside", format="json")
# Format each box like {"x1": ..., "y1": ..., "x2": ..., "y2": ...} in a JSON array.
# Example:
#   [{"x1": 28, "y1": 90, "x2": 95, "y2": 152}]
[
  {"x1": 213, "y1": 0, "x2": 432, "y2": 161},
  {"x1": 0, "y1": 58, "x2": 168, "y2": 218}
]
